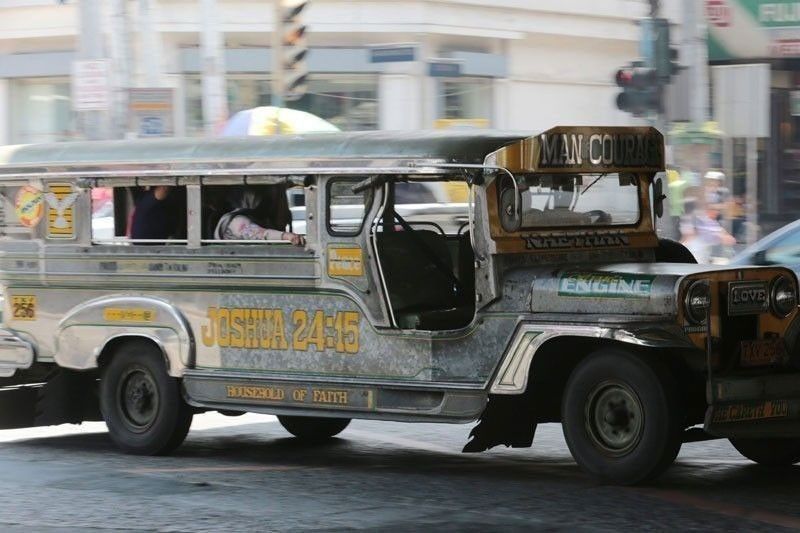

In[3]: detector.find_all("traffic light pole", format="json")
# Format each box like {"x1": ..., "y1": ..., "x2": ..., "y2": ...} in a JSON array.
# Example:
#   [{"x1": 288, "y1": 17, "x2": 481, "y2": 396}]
[{"x1": 271, "y1": 0, "x2": 285, "y2": 112}]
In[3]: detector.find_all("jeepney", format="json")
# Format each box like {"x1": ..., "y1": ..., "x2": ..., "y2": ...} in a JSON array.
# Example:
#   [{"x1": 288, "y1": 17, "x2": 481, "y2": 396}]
[{"x1": 0, "y1": 127, "x2": 798, "y2": 485}]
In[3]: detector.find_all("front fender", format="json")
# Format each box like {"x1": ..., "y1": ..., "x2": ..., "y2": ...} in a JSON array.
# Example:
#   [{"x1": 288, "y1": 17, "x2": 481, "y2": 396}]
[
  {"x1": 55, "y1": 295, "x2": 194, "y2": 377},
  {"x1": 489, "y1": 322, "x2": 693, "y2": 394}
]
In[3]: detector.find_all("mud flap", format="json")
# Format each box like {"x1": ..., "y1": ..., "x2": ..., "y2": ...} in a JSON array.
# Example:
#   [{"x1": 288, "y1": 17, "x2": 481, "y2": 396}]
[
  {"x1": 462, "y1": 395, "x2": 537, "y2": 453},
  {"x1": 0, "y1": 369, "x2": 101, "y2": 429}
]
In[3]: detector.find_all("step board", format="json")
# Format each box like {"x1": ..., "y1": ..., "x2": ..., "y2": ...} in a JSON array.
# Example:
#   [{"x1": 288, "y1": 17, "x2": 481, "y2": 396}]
[{"x1": 183, "y1": 370, "x2": 487, "y2": 423}]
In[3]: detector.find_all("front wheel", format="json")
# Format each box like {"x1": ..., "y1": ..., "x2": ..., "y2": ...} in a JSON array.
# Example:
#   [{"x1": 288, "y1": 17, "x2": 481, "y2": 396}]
[
  {"x1": 278, "y1": 415, "x2": 350, "y2": 441},
  {"x1": 730, "y1": 437, "x2": 800, "y2": 466},
  {"x1": 100, "y1": 340, "x2": 193, "y2": 455},
  {"x1": 562, "y1": 348, "x2": 684, "y2": 485}
]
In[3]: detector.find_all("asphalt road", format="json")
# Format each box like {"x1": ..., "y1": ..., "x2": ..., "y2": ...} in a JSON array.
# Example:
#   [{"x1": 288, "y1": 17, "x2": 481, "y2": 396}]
[{"x1": 0, "y1": 413, "x2": 798, "y2": 532}]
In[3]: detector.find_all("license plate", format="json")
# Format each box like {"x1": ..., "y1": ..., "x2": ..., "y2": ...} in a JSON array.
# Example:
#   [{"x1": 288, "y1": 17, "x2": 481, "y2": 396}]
[
  {"x1": 712, "y1": 400, "x2": 790, "y2": 423},
  {"x1": 740, "y1": 338, "x2": 787, "y2": 367}
]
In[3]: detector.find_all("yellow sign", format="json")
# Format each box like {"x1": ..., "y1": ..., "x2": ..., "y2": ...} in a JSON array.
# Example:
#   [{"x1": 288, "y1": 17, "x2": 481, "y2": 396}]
[
  {"x1": 201, "y1": 307, "x2": 360, "y2": 354},
  {"x1": 712, "y1": 400, "x2": 789, "y2": 423},
  {"x1": 103, "y1": 308, "x2": 157, "y2": 323},
  {"x1": 44, "y1": 183, "x2": 78, "y2": 239},
  {"x1": 11, "y1": 295, "x2": 36, "y2": 321},
  {"x1": 328, "y1": 247, "x2": 364, "y2": 277},
  {"x1": 14, "y1": 186, "x2": 44, "y2": 228}
]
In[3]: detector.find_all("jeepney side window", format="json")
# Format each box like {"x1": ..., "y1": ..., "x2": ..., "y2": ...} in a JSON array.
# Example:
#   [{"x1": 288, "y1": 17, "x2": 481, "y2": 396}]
[
  {"x1": 327, "y1": 179, "x2": 369, "y2": 236},
  {"x1": 201, "y1": 184, "x2": 306, "y2": 242},
  {"x1": 91, "y1": 186, "x2": 188, "y2": 243}
]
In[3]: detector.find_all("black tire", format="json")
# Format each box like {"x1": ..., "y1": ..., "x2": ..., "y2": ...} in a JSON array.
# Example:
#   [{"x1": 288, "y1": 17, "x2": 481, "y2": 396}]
[
  {"x1": 561, "y1": 348, "x2": 684, "y2": 485},
  {"x1": 278, "y1": 415, "x2": 350, "y2": 441},
  {"x1": 100, "y1": 340, "x2": 193, "y2": 455},
  {"x1": 730, "y1": 438, "x2": 800, "y2": 466},
  {"x1": 655, "y1": 238, "x2": 697, "y2": 263}
]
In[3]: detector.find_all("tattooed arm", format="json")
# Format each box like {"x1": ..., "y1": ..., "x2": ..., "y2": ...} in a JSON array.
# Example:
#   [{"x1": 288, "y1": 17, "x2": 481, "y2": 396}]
[{"x1": 223, "y1": 215, "x2": 305, "y2": 246}]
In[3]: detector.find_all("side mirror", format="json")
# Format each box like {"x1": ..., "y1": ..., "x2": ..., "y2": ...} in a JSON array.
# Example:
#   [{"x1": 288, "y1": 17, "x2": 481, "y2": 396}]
[
  {"x1": 653, "y1": 177, "x2": 666, "y2": 219},
  {"x1": 753, "y1": 249, "x2": 771, "y2": 265},
  {"x1": 499, "y1": 187, "x2": 522, "y2": 233}
]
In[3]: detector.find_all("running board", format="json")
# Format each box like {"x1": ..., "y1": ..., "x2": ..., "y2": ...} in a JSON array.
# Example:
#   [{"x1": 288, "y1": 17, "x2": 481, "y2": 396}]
[{"x1": 182, "y1": 370, "x2": 487, "y2": 423}]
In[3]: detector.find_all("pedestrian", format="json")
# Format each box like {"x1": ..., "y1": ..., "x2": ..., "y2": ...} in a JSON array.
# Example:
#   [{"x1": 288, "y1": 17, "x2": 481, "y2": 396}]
[{"x1": 680, "y1": 188, "x2": 736, "y2": 263}]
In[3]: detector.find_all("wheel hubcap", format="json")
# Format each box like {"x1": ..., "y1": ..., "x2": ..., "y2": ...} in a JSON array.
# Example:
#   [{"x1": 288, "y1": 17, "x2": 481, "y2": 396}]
[
  {"x1": 585, "y1": 381, "x2": 644, "y2": 457},
  {"x1": 118, "y1": 366, "x2": 159, "y2": 432}
]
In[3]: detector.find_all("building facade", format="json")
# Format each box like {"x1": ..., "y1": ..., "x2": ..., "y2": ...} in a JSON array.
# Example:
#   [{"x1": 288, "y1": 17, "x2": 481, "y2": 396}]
[{"x1": 0, "y1": 0, "x2": 650, "y2": 144}]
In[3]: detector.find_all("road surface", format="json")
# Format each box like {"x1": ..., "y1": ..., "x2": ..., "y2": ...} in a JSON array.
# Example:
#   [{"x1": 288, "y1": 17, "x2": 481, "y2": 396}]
[{"x1": 0, "y1": 413, "x2": 797, "y2": 531}]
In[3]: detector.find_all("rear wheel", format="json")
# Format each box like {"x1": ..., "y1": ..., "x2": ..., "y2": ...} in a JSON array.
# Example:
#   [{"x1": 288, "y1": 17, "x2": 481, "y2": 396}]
[
  {"x1": 562, "y1": 348, "x2": 684, "y2": 485},
  {"x1": 100, "y1": 340, "x2": 193, "y2": 455},
  {"x1": 278, "y1": 415, "x2": 350, "y2": 441},
  {"x1": 730, "y1": 438, "x2": 800, "y2": 466}
]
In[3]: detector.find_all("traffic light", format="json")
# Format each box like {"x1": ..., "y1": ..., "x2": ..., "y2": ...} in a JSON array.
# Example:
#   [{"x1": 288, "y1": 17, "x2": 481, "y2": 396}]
[
  {"x1": 652, "y1": 18, "x2": 681, "y2": 81},
  {"x1": 282, "y1": 1, "x2": 308, "y2": 102},
  {"x1": 614, "y1": 64, "x2": 662, "y2": 117}
]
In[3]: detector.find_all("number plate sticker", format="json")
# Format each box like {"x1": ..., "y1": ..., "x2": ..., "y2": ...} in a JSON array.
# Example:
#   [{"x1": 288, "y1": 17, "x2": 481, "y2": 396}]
[
  {"x1": 712, "y1": 400, "x2": 790, "y2": 424},
  {"x1": 11, "y1": 295, "x2": 36, "y2": 321},
  {"x1": 740, "y1": 338, "x2": 786, "y2": 367}
]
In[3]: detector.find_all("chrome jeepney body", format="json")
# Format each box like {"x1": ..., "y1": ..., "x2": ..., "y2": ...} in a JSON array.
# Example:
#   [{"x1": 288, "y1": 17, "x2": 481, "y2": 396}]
[{"x1": 0, "y1": 127, "x2": 798, "y2": 483}]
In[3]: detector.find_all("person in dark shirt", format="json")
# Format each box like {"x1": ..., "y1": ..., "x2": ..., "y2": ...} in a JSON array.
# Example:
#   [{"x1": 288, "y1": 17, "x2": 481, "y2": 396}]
[{"x1": 130, "y1": 186, "x2": 181, "y2": 240}]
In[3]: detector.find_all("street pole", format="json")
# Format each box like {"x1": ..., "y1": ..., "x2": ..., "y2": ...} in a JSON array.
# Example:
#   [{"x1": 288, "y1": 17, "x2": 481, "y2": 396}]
[
  {"x1": 139, "y1": 0, "x2": 161, "y2": 87},
  {"x1": 271, "y1": 0, "x2": 284, "y2": 133},
  {"x1": 200, "y1": 0, "x2": 228, "y2": 136},
  {"x1": 77, "y1": 0, "x2": 108, "y2": 140},
  {"x1": 108, "y1": 0, "x2": 130, "y2": 139},
  {"x1": 746, "y1": 137, "x2": 759, "y2": 244},
  {"x1": 683, "y1": 0, "x2": 709, "y2": 125}
]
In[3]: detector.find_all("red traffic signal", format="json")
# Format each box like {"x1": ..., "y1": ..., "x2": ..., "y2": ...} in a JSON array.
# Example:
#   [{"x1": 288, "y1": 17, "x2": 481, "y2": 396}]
[{"x1": 615, "y1": 67, "x2": 657, "y2": 89}]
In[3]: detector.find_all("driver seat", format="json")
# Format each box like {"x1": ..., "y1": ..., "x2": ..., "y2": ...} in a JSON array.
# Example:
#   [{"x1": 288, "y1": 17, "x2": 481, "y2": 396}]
[{"x1": 376, "y1": 230, "x2": 471, "y2": 330}]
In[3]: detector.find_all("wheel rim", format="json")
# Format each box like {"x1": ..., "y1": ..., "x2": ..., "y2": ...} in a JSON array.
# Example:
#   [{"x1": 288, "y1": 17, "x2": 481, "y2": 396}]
[
  {"x1": 117, "y1": 365, "x2": 160, "y2": 433},
  {"x1": 584, "y1": 380, "x2": 644, "y2": 457}
]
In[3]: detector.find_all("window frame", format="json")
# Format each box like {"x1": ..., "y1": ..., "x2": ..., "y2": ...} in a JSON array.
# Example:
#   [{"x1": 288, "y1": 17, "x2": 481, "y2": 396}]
[{"x1": 326, "y1": 178, "x2": 372, "y2": 237}]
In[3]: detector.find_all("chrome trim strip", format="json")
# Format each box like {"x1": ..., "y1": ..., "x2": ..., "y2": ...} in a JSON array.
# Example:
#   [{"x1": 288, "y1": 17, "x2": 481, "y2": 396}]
[{"x1": 183, "y1": 368, "x2": 486, "y2": 391}]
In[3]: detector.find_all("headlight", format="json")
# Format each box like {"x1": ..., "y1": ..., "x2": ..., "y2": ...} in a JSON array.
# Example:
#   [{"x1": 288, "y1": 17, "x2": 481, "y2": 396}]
[
  {"x1": 771, "y1": 275, "x2": 797, "y2": 317},
  {"x1": 685, "y1": 280, "x2": 711, "y2": 325}
]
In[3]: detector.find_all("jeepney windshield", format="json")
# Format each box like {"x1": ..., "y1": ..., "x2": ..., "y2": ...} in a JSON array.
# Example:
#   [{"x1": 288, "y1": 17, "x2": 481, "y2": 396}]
[{"x1": 518, "y1": 172, "x2": 639, "y2": 228}]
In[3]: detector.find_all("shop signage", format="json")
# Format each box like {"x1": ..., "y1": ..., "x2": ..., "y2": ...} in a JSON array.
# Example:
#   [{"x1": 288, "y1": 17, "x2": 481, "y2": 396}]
[
  {"x1": 71, "y1": 60, "x2": 110, "y2": 111},
  {"x1": 128, "y1": 88, "x2": 174, "y2": 137},
  {"x1": 428, "y1": 60, "x2": 462, "y2": 77},
  {"x1": 369, "y1": 45, "x2": 416, "y2": 63},
  {"x1": 707, "y1": 0, "x2": 800, "y2": 59}
]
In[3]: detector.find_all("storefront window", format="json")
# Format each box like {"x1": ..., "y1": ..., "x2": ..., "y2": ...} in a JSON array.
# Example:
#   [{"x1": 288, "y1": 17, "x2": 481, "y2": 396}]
[
  {"x1": 437, "y1": 78, "x2": 492, "y2": 123},
  {"x1": 10, "y1": 78, "x2": 74, "y2": 143},
  {"x1": 184, "y1": 74, "x2": 377, "y2": 136}
]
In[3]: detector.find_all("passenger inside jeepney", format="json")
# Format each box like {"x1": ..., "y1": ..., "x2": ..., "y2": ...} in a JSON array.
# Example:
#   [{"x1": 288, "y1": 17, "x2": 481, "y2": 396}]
[
  {"x1": 129, "y1": 186, "x2": 187, "y2": 240},
  {"x1": 213, "y1": 184, "x2": 305, "y2": 246}
]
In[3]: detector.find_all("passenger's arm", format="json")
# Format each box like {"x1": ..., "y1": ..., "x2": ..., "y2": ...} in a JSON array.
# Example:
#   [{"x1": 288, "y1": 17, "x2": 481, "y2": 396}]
[{"x1": 224, "y1": 215, "x2": 305, "y2": 246}]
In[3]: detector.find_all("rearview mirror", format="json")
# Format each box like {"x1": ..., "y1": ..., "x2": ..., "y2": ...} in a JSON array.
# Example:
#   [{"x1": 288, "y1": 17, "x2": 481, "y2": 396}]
[
  {"x1": 653, "y1": 177, "x2": 666, "y2": 219},
  {"x1": 499, "y1": 187, "x2": 522, "y2": 233}
]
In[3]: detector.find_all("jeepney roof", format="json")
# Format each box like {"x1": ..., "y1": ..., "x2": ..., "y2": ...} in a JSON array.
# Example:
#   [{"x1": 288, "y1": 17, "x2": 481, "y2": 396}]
[{"x1": 0, "y1": 130, "x2": 528, "y2": 178}]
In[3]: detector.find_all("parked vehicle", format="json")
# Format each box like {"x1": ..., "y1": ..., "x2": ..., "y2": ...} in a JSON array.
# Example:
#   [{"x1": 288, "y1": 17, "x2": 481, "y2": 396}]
[{"x1": 0, "y1": 127, "x2": 798, "y2": 485}]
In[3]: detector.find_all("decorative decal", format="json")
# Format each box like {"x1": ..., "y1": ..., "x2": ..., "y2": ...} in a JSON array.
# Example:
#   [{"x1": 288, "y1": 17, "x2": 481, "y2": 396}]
[
  {"x1": 201, "y1": 307, "x2": 361, "y2": 354},
  {"x1": 14, "y1": 186, "x2": 44, "y2": 228},
  {"x1": 558, "y1": 272, "x2": 655, "y2": 299},
  {"x1": 328, "y1": 246, "x2": 364, "y2": 277},
  {"x1": 44, "y1": 183, "x2": 79, "y2": 239},
  {"x1": 10, "y1": 295, "x2": 36, "y2": 321},
  {"x1": 225, "y1": 383, "x2": 374, "y2": 409},
  {"x1": 712, "y1": 400, "x2": 789, "y2": 424},
  {"x1": 522, "y1": 231, "x2": 630, "y2": 250}
]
